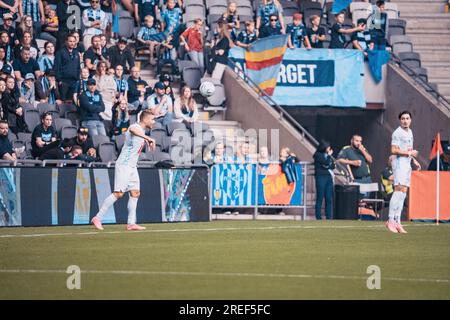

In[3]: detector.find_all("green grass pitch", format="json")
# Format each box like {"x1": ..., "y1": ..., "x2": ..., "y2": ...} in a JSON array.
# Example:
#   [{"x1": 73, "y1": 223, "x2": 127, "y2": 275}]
[{"x1": 0, "y1": 220, "x2": 449, "y2": 299}]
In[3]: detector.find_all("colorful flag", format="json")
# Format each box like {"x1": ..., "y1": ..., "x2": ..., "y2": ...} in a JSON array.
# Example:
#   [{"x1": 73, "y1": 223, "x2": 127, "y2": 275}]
[
  {"x1": 245, "y1": 34, "x2": 288, "y2": 96},
  {"x1": 112, "y1": 0, "x2": 120, "y2": 34},
  {"x1": 332, "y1": 0, "x2": 353, "y2": 14},
  {"x1": 429, "y1": 132, "x2": 443, "y2": 160}
]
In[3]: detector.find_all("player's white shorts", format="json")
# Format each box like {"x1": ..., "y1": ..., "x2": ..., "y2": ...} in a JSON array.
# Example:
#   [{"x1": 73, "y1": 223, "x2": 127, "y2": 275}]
[
  {"x1": 114, "y1": 164, "x2": 140, "y2": 192},
  {"x1": 393, "y1": 161, "x2": 412, "y2": 187}
]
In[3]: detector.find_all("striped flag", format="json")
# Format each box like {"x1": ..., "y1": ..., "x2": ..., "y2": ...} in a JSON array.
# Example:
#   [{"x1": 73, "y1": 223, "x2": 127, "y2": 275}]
[
  {"x1": 245, "y1": 35, "x2": 288, "y2": 96},
  {"x1": 112, "y1": 0, "x2": 119, "y2": 34}
]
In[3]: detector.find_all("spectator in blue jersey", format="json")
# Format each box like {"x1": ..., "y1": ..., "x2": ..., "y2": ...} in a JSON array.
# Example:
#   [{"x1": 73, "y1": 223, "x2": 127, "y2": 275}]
[
  {"x1": 147, "y1": 81, "x2": 173, "y2": 126},
  {"x1": 54, "y1": 34, "x2": 81, "y2": 102},
  {"x1": 37, "y1": 41, "x2": 55, "y2": 73},
  {"x1": 82, "y1": 0, "x2": 108, "y2": 50},
  {"x1": 84, "y1": 35, "x2": 109, "y2": 77},
  {"x1": 313, "y1": 140, "x2": 335, "y2": 220},
  {"x1": 330, "y1": 11, "x2": 364, "y2": 49},
  {"x1": 79, "y1": 77, "x2": 107, "y2": 136},
  {"x1": 113, "y1": 64, "x2": 128, "y2": 103},
  {"x1": 134, "y1": 0, "x2": 159, "y2": 26},
  {"x1": 127, "y1": 66, "x2": 152, "y2": 109},
  {"x1": 256, "y1": 0, "x2": 285, "y2": 35},
  {"x1": 19, "y1": 72, "x2": 35, "y2": 104},
  {"x1": 110, "y1": 96, "x2": 144, "y2": 137},
  {"x1": 137, "y1": 15, "x2": 161, "y2": 66},
  {"x1": 108, "y1": 37, "x2": 135, "y2": 73},
  {"x1": 13, "y1": 47, "x2": 41, "y2": 82},
  {"x1": 73, "y1": 67, "x2": 90, "y2": 106},
  {"x1": 259, "y1": 14, "x2": 282, "y2": 38},
  {"x1": 307, "y1": 15, "x2": 327, "y2": 49},
  {"x1": 35, "y1": 70, "x2": 62, "y2": 106},
  {"x1": 287, "y1": 13, "x2": 312, "y2": 49},
  {"x1": 0, "y1": 32, "x2": 14, "y2": 64},
  {"x1": 236, "y1": 20, "x2": 257, "y2": 49},
  {"x1": 156, "y1": 34, "x2": 177, "y2": 77},
  {"x1": 19, "y1": 0, "x2": 45, "y2": 32},
  {"x1": 0, "y1": 13, "x2": 18, "y2": 46},
  {"x1": 160, "y1": 0, "x2": 182, "y2": 35},
  {"x1": 222, "y1": 1, "x2": 240, "y2": 42},
  {"x1": 352, "y1": 19, "x2": 374, "y2": 58}
]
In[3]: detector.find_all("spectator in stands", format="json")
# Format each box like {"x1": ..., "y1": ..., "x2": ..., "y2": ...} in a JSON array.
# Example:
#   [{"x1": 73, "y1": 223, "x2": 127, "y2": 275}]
[
  {"x1": 0, "y1": 31, "x2": 14, "y2": 64},
  {"x1": 0, "y1": 79, "x2": 6, "y2": 119},
  {"x1": 100, "y1": 0, "x2": 113, "y2": 42},
  {"x1": 180, "y1": 18, "x2": 205, "y2": 74},
  {"x1": 156, "y1": 34, "x2": 178, "y2": 77},
  {"x1": 236, "y1": 142, "x2": 251, "y2": 163},
  {"x1": 78, "y1": 77, "x2": 107, "y2": 136},
  {"x1": 40, "y1": 5, "x2": 58, "y2": 44},
  {"x1": 35, "y1": 70, "x2": 62, "y2": 106},
  {"x1": 258, "y1": 146, "x2": 271, "y2": 164},
  {"x1": 16, "y1": 15, "x2": 36, "y2": 42},
  {"x1": 160, "y1": 0, "x2": 182, "y2": 35},
  {"x1": 0, "y1": 64, "x2": 14, "y2": 81},
  {"x1": 287, "y1": 12, "x2": 311, "y2": 49},
  {"x1": 68, "y1": 126, "x2": 97, "y2": 159},
  {"x1": 147, "y1": 81, "x2": 173, "y2": 125},
  {"x1": 84, "y1": 35, "x2": 109, "y2": 77},
  {"x1": 369, "y1": 1, "x2": 388, "y2": 50},
  {"x1": 70, "y1": 144, "x2": 96, "y2": 162},
  {"x1": 37, "y1": 41, "x2": 55, "y2": 73},
  {"x1": 31, "y1": 111, "x2": 58, "y2": 158},
  {"x1": 428, "y1": 142, "x2": 450, "y2": 171},
  {"x1": 127, "y1": 66, "x2": 152, "y2": 109},
  {"x1": 210, "y1": 20, "x2": 231, "y2": 81},
  {"x1": 110, "y1": 96, "x2": 143, "y2": 137},
  {"x1": 352, "y1": 18, "x2": 374, "y2": 57},
  {"x1": 73, "y1": 67, "x2": 90, "y2": 106},
  {"x1": 280, "y1": 147, "x2": 300, "y2": 184},
  {"x1": 82, "y1": 0, "x2": 108, "y2": 50},
  {"x1": 14, "y1": 31, "x2": 39, "y2": 59},
  {"x1": 174, "y1": 85, "x2": 198, "y2": 124},
  {"x1": 236, "y1": 20, "x2": 257, "y2": 49},
  {"x1": 93, "y1": 60, "x2": 115, "y2": 120},
  {"x1": 0, "y1": 47, "x2": 13, "y2": 73},
  {"x1": 70, "y1": 30, "x2": 85, "y2": 55},
  {"x1": 56, "y1": 0, "x2": 73, "y2": 50},
  {"x1": 330, "y1": 11, "x2": 364, "y2": 49},
  {"x1": 113, "y1": 64, "x2": 128, "y2": 103},
  {"x1": 38, "y1": 137, "x2": 73, "y2": 160},
  {"x1": 136, "y1": 14, "x2": 161, "y2": 66},
  {"x1": 337, "y1": 134, "x2": 373, "y2": 184},
  {"x1": 222, "y1": 1, "x2": 240, "y2": 42},
  {"x1": 13, "y1": 47, "x2": 40, "y2": 82},
  {"x1": 134, "y1": 0, "x2": 159, "y2": 27},
  {"x1": 0, "y1": 13, "x2": 18, "y2": 46},
  {"x1": 259, "y1": 14, "x2": 282, "y2": 38},
  {"x1": 204, "y1": 141, "x2": 230, "y2": 165},
  {"x1": 18, "y1": 0, "x2": 45, "y2": 31},
  {"x1": 307, "y1": 15, "x2": 327, "y2": 49},
  {"x1": 0, "y1": 120, "x2": 16, "y2": 160},
  {"x1": 2, "y1": 76, "x2": 28, "y2": 133},
  {"x1": 19, "y1": 72, "x2": 36, "y2": 104},
  {"x1": 54, "y1": 34, "x2": 81, "y2": 102},
  {"x1": 108, "y1": 37, "x2": 134, "y2": 73},
  {"x1": 160, "y1": 73, "x2": 175, "y2": 105},
  {"x1": 313, "y1": 140, "x2": 335, "y2": 220},
  {"x1": 256, "y1": 0, "x2": 285, "y2": 35},
  {"x1": 381, "y1": 155, "x2": 394, "y2": 201}
]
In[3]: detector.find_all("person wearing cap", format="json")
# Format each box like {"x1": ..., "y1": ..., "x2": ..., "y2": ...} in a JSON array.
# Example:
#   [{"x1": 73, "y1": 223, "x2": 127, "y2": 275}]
[
  {"x1": 287, "y1": 12, "x2": 311, "y2": 49},
  {"x1": 79, "y1": 77, "x2": 107, "y2": 136},
  {"x1": 160, "y1": 73, "x2": 174, "y2": 105},
  {"x1": 127, "y1": 66, "x2": 151, "y2": 108},
  {"x1": 236, "y1": 20, "x2": 257, "y2": 49},
  {"x1": 0, "y1": 63, "x2": 14, "y2": 79},
  {"x1": 108, "y1": 36, "x2": 135, "y2": 74},
  {"x1": 13, "y1": 47, "x2": 41, "y2": 82},
  {"x1": 19, "y1": 72, "x2": 36, "y2": 105},
  {"x1": 428, "y1": 142, "x2": 450, "y2": 172},
  {"x1": 35, "y1": 70, "x2": 62, "y2": 106},
  {"x1": 82, "y1": 0, "x2": 108, "y2": 50},
  {"x1": 0, "y1": 13, "x2": 17, "y2": 46},
  {"x1": 69, "y1": 127, "x2": 97, "y2": 159},
  {"x1": 146, "y1": 81, "x2": 173, "y2": 125}
]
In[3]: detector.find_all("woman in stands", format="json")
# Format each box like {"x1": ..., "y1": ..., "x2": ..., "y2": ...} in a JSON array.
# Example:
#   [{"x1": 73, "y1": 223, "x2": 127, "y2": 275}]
[
  {"x1": 37, "y1": 41, "x2": 55, "y2": 73},
  {"x1": 110, "y1": 96, "x2": 144, "y2": 137},
  {"x1": 16, "y1": 15, "x2": 37, "y2": 43},
  {"x1": 222, "y1": 1, "x2": 240, "y2": 42},
  {"x1": 93, "y1": 61, "x2": 116, "y2": 121},
  {"x1": 256, "y1": 0, "x2": 285, "y2": 35},
  {"x1": 174, "y1": 85, "x2": 198, "y2": 124},
  {"x1": 1, "y1": 75, "x2": 28, "y2": 134},
  {"x1": 210, "y1": 20, "x2": 232, "y2": 81}
]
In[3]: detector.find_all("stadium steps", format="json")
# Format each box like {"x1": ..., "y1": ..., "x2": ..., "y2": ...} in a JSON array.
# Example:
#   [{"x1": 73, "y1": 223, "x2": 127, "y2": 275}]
[{"x1": 396, "y1": 1, "x2": 447, "y2": 14}]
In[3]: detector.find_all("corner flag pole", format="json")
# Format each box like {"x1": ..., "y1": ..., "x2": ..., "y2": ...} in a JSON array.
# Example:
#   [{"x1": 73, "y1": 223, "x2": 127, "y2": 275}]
[{"x1": 436, "y1": 150, "x2": 440, "y2": 225}]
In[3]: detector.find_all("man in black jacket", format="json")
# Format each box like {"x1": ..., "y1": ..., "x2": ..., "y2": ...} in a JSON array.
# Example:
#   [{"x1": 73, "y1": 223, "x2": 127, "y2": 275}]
[
  {"x1": 108, "y1": 37, "x2": 135, "y2": 74},
  {"x1": 54, "y1": 34, "x2": 81, "y2": 102},
  {"x1": 78, "y1": 78, "x2": 107, "y2": 136}
]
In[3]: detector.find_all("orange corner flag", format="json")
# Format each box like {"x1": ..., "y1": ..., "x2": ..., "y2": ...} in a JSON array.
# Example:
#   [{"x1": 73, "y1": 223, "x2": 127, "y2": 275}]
[{"x1": 429, "y1": 132, "x2": 443, "y2": 160}]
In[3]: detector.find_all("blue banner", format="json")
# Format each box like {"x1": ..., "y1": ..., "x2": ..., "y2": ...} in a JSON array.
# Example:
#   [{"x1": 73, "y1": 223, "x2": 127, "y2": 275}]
[
  {"x1": 229, "y1": 48, "x2": 366, "y2": 107},
  {"x1": 211, "y1": 163, "x2": 303, "y2": 207}
]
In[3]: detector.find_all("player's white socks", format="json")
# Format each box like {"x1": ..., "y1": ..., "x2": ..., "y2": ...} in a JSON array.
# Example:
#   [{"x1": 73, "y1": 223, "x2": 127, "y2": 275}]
[
  {"x1": 96, "y1": 194, "x2": 118, "y2": 220},
  {"x1": 388, "y1": 191, "x2": 406, "y2": 223},
  {"x1": 127, "y1": 196, "x2": 139, "y2": 225}
]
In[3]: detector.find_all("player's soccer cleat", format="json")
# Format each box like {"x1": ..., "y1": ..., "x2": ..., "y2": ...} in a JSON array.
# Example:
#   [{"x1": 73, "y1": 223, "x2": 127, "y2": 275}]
[
  {"x1": 395, "y1": 223, "x2": 408, "y2": 234},
  {"x1": 126, "y1": 224, "x2": 146, "y2": 231},
  {"x1": 91, "y1": 216, "x2": 104, "y2": 231},
  {"x1": 385, "y1": 221, "x2": 398, "y2": 233}
]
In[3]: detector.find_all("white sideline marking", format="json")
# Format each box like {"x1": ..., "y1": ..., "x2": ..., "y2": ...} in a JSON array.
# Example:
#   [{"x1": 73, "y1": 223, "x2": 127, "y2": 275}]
[
  {"x1": 0, "y1": 269, "x2": 448, "y2": 284},
  {"x1": 0, "y1": 224, "x2": 441, "y2": 239}
]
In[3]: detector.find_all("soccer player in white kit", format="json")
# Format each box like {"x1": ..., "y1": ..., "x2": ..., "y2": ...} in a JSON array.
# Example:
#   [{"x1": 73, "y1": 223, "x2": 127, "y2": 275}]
[
  {"x1": 91, "y1": 110, "x2": 156, "y2": 231},
  {"x1": 386, "y1": 111, "x2": 421, "y2": 234}
]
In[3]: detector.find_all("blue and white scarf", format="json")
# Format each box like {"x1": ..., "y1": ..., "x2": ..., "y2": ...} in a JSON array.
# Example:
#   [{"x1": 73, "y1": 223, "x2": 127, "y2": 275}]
[{"x1": 22, "y1": 0, "x2": 40, "y2": 22}]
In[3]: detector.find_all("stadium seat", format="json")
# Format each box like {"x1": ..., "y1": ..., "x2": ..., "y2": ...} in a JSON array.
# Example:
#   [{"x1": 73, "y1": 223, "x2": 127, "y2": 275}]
[
  {"x1": 206, "y1": 0, "x2": 227, "y2": 10},
  {"x1": 152, "y1": 151, "x2": 172, "y2": 162},
  {"x1": 150, "y1": 128, "x2": 169, "y2": 146},
  {"x1": 17, "y1": 132, "x2": 31, "y2": 143},
  {"x1": 178, "y1": 60, "x2": 198, "y2": 72},
  {"x1": 351, "y1": 10, "x2": 371, "y2": 26},
  {"x1": 182, "y1": 66, "x2": 203, "y2": 89},
  {"x1": 384, "y1": 3, "x2": 399, "y2": 19},
  {"x1": 24, "y1": 109, "x2": 40, "y2": 132},
  {"x1": 184, "y1": 0, "x2": 205, "y2": 8},
  {"x1": 412, "y1": 67, "x2": 428, "y2": 83},
  {"x1": 207, "y1": 14, "x2": 222, "y2": 26},
  {"x1": 349, "y1": 1, "x2": 372, "y2": 13},
  {"x1": 7, "y1": 131, "x2": 17, "y2": 142},
  {"x1": 65, "y1": 111, "x2": 80, "y2": 126},
  {"x1": 200, "y1": 78, "x2": 226, "y2": 108},
  {"x1": 20, "y1": 102, "x2": 35, "y2": 112},
  {"x1": 58, "y1": 103, "x2": 77, "y2": 117},
  {"x1": 185, "y1": 5, "x2": 206, "y2": 17},
  {"x1": 189, "y1": 122, "x2": 210, "y2": 136},
  {"x1": 92, "y1": 135, "x2": 111, "y2": 149},
  {"x1": 398, "y1": 52, "x2": 421, "y2": 69},
  {"x1": 388, "y1": 19, "x2": 407, "y2": 42},
  {"x1": 114, "y1": 134, "x2": 126, "y2": 152},
  {"x1": 283, "y1": 7, "x2": 299, "y2": 17},
  {"x1": 36, "y1": 103, "x2": 57, "y2": 115},
  {"x1": 390, "y1": 35, "x2": 413, "y2": 55},
  {"x1": 201, "y1": 129, "x2": 215, "y2": 146},
  {"x1": 167, "y1": 121, "x2": 188, "y2": 136},
  {"x1": 237, "y1": 6, "x2": 253, "y2": 17},
  {"x1": 171, "y1": 129, "x2": 193, "y2": 152},
  {"x1": 12, "y1": 140, "x2": 27, "y2": 159},
  {"x1": 98, "y1": 142, "x2": 117, "y2": 162},
  {"x1": 208, "y1": 5, "x2": 227, "y2": 16},
  {"x1": 53, "y1": 118, "x2": 72, "y2": 134},
  {"x1": 281, "y1": 0, "x2": 299, "y2": 10},
  {"x1": 299, "y1": 0, "x2": 321, "y2": 11},
  {"x1": 60, "y1": 125, "x2": 78, "y2": 140}
]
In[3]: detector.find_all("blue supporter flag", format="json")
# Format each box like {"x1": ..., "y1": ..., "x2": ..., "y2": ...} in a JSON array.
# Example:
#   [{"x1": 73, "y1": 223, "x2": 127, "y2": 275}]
[
  {"x1": 332, "y1": 0, "x2": 353, "y2": 13},
  {"x1": 112, "y1": 0, "x2": 119, "y2": 34},
  {"x1": 367, "y1": 50, "x2": 391, "y2": 83}
]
